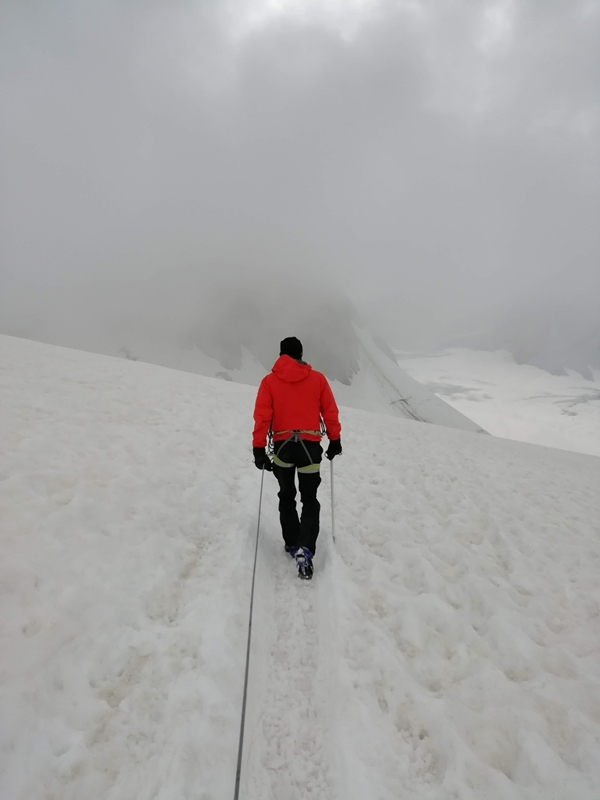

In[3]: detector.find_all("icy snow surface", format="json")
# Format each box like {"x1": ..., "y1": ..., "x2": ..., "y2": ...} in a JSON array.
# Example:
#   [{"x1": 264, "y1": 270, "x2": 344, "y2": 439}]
[
  {"x1": 2, "y1": 334, "x2": 600, "y2": 800},
  {"x1": 396, "y1": 348, "x2": 600, "y2": 458}
]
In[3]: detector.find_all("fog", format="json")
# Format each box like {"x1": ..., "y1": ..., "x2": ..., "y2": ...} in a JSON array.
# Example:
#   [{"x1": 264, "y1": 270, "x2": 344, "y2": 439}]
[{"x1": 1, "y1": 0, "x2": 599, "y2": 372}]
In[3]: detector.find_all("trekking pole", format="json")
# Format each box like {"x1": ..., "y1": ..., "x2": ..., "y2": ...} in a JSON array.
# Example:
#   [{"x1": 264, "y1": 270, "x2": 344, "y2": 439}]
[
  {"x1": 330, "y1": 459, "x2": 336, "y2": 544},
  {"x1": 233, "y1": 465, "x2": 265, "y2": 800}
]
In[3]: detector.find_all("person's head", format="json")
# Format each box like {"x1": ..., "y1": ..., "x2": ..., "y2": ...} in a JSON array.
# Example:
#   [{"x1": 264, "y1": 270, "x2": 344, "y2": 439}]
[{"x1": 280, "y1": 336, "x2": 303, "y2": 360}]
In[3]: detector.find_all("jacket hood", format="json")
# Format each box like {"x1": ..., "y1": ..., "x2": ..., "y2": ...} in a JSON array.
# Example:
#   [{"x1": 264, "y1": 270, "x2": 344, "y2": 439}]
[{"x1": 271, "y1": 354, "x2": 312, "y2": 383}]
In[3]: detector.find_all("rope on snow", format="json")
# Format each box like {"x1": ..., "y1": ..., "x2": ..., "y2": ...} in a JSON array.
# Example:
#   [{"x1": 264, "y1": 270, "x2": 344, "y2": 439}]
[{"x1": 233, "y1": 465, "x2": 265, "y2": 800}]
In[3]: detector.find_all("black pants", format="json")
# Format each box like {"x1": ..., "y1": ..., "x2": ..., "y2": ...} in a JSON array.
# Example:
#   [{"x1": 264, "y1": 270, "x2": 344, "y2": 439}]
[{"x1": 272, "y1": 440, "x2": 322, "y2": 556}]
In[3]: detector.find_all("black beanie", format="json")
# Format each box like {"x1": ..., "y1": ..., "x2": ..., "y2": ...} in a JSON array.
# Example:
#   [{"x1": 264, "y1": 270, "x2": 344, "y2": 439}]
[{"x1": 280, "y1": 336, "x2": 303, "y2": 360}]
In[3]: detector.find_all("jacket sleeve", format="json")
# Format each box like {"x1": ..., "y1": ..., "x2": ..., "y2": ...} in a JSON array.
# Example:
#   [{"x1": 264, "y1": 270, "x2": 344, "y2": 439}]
[
  {"x1": 320, "y1": 375, "x2": 341, "y2": 440},
  {"x1": 252, "y1": 377, "x2": 273, "y2": 448}
]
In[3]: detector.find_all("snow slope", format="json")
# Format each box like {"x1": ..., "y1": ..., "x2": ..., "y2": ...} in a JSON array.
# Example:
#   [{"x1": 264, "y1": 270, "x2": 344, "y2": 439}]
[
  {"x1": 339, "y1": 329, "x2": 486, "y2": 432},
  {"x1": 396, "y1": 348, "x2": 600, "y2": 458},
  {"x1": 105, "y1": 328, "x2": 486, "y2": 433},
  {"x1": 2, "y1": 334, "x2": 600, "y2": 800}
]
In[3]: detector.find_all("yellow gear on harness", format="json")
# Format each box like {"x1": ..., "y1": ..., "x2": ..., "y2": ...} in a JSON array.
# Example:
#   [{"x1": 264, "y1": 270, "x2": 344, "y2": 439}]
[{"x1": 271, "y1": 429, "x2": 323, "y2": 473}]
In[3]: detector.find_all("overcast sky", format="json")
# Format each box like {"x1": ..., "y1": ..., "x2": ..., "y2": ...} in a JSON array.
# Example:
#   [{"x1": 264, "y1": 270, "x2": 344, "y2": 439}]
[{"x1": 1, "y1": 0, "x2": 598, "y2": 352}]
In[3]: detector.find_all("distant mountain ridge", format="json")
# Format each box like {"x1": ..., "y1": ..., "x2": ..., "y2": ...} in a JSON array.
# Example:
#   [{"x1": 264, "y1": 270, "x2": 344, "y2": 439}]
[
  {"x1": 451, "y1": 311, "x2": 600, "y2": 381},
  {"x1": 106, "y1": 321, "x2": 486, "y2": 434},
  {"x1": 2, "y1": 274, "x2": 484, "y2": 432}
]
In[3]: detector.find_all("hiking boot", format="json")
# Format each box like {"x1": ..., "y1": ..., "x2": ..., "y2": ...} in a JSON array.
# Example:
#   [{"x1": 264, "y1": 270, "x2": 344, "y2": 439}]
[{"x1": 294, "y1": 547, "x2": 313, "y2": 580}]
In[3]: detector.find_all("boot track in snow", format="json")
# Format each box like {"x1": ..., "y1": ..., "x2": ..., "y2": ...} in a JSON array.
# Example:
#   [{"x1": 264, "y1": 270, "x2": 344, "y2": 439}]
[{"x1": 241, "y1": 530, "x2": 338, "y2": 800}]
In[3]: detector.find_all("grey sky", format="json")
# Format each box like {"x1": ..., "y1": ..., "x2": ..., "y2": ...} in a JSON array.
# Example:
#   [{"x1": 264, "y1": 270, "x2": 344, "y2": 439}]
[{"x1": 1, "y1": 0, "x2": 598, "y2": 354}]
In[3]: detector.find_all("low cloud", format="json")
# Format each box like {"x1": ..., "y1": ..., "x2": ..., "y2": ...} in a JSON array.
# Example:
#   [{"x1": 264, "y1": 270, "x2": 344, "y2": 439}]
[{"x1": 1, "y1": 0, "x2": 598, "y2": 361}]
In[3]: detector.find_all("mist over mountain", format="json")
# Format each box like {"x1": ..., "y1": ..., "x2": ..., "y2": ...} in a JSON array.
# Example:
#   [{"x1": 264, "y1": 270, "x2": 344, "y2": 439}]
[
  {"x1": 1, "y1": 0, "x2": 598, "y2": 370},
  {"x1": 453, "y1": 269, "x2": 600, "y2": 378},
  {"x1": 531, "y1": 326, "x2": 600, "y2": 380},
  {"x1": 1, "y1": 259, "x2": 361, "y2": 385},
  {"x1": 181, "y1": 275, "x2": 361, "y2": 384}
]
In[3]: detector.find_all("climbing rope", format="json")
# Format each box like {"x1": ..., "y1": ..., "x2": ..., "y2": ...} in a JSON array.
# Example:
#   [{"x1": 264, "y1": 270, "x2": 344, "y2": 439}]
[{"x1": 233, "y1": 466, "x2": 265, "y2": 800}]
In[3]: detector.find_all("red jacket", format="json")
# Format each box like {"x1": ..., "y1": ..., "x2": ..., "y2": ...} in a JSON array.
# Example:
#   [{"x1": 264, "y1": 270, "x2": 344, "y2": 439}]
[{"x1": 252, "y1": 355, "x2": 341, "y2": 448}]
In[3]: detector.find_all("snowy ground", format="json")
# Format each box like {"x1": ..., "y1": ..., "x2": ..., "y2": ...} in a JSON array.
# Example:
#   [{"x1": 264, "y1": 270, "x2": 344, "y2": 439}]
[
  {"x1": 396, "y1": 348, "x2": 600, "y2": 458},
  {"x1": 2, "y1": 334, "x2": 600, "y2": 800}
]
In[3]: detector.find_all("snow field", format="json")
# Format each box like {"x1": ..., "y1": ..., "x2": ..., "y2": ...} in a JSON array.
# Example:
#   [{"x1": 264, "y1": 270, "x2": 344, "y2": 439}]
[
  {"x1": 396, "y1": 348, "x2": 600, "y2": 457},
  {"x1": 2, "y1": 334, "x2": 600, "y2": 799},
  {"x1": 0, "y1": 336, "x2": 258, "y2": 799},
  {"x1": 331, "y1": 412, "x2": 600, "y2": 798}
]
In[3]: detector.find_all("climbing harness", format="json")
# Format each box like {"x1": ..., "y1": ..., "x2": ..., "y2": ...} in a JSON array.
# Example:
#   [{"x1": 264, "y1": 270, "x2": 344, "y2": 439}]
[
  {"x1": 269, "y1": 421, "x2": 326, "y2": 474},
  {"x1": 233, "y1": 466, "x2": 265, "y2": 800},
  {"x1": 273, "y1": 431, "x2": 320, "y2": 474}
]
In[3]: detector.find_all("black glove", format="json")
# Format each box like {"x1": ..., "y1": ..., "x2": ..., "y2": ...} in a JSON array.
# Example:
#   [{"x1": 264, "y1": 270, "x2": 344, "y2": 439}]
[
  {"x1": 326, "y1": 438, "x2": 342, "y2": 460},
  {"x1": 253, "y1": 447, "x2": 273, "y2": 471}
]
